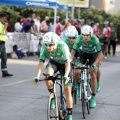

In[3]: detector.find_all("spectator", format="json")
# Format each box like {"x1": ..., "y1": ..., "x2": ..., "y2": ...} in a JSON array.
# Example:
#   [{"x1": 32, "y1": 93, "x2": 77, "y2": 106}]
[
  {"x1": 74, "y1": 20, "x2": 81, "y2": 35},
  {"x1": 108, "y1": 22, "x2": 117, "y2": 56},
  {"x1": 40, "y1": 16, "x2": 49, "y2": 33},
  {"x1": 31, "y1": 20, "x2": 37, "y2": 34},
  {"x1": 91, "y1": 21, "x2": 99, "y2": 37},
  {"x1": 21, "y1": 18, "x2": 32, "y2": 33},
  {"x1": 61, "y1": 22, "x2": 71, "y2": 39},
  {"x1": 14, "y1": 16, "x2": 23, "y2": 32},
  {"x1": 34, "y1": 16, "x2": 41, "y2": 33},
  {"x1": 103, "y1": 21, "x2": 111, "y2": 59},
  {"x1": 21, "y1": 18, "x2": 27, "y2": 26},
  {"x1": 55, "y1": 18, "x2": 63, "y2": 36},
  {"x1": 46, "y1": 19, "x2": 53, "y2": 32},
  {"x1": 0, "y1": 12, "x2": 13, "y2": 77}
]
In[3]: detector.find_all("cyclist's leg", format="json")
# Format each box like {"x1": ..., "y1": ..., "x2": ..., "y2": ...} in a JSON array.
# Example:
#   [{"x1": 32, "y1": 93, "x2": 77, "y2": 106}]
[
  {"x1": 44, "y1": 59, "x2": 57, "y2": 109},
  {"x1": 89, "y1": 52, "x2": 98, "y2": 108},
  {"x1": 96, "y1": 67, "x2": 101, "y2": 93},
  {"x1": 64, "y1": 82, "x2": 73, "y2": 120},
  {"x1": 59, "y1": 64, "x2": 73, "y2": 120},
  {"x1": 74, "y1": 50, "x2": 86, "y2": 97}
]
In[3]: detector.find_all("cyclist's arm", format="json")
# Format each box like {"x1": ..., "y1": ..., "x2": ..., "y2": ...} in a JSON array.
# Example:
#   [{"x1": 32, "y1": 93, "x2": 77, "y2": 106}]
[
  {"x1": 94, "y1": 51, "x2": 103, "y2": 65},
  {"x1": 71, "y1": 49, "x2": 76, "y2": 61},
  {"x1": 65, "y1": 61, "x2": 71, "y2": 76},
  {"x1": 62, "y1": 44, "x2": 71, "y2": 76},
  {"x1": 71, "y1": 35, "x2": 81, "y2": 61},
  {"x1": 36, "y1": 61, "x2": 44, "y2": 77},
  {"x1": 94, "y1": 38, "x2": 103, "y2": 65},
  {"x1": 36, "y1": 45, "x2": 47, "y2": 77}
]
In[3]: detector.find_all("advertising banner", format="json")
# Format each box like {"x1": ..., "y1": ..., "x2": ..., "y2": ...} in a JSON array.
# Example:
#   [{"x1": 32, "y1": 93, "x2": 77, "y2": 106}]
[{"x1": 59, "y1": 0, "x2": 90, "y2": 8}]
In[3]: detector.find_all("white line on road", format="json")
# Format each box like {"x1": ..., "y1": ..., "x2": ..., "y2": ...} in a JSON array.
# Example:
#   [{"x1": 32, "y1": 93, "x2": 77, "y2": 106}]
[
  {"x1": 0, "y1": 68, "x2": 119, "y2": 88},
  {"x1": 0, "y1": 78, "x2": 31, "y2": 87}
]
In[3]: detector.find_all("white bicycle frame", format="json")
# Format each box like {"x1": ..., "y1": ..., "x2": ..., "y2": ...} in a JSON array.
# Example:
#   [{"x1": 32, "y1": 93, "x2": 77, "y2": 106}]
[{"x1": 79, "y1": 65, "x2": 92, "y2": 101}]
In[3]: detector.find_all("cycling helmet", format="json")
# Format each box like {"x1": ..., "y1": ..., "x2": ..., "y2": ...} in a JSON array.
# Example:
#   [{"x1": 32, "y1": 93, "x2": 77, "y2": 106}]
[
  {"x1": 43, "y1": 32, "x2": 60, "y2": 44},
  {"x1": 67, "y1": 26, "x2": 78, "y2": 37},
  {"x1": 104, "y1": 21, "x2": 109, "y2": 24},
  {"x1": 81, "y1": 25, "x2": 93, "y2": 36}
]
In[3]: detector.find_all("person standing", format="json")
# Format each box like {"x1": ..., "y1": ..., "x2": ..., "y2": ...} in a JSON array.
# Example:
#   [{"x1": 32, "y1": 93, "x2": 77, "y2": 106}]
[
  {"x1": 108, "y1": 22, "x2": 117, "y2": 56},
  {"x1": 0, "y1": 12, "x2": 13, "y2": 77},
  {"x1": 103, "y1": 21, "x2": 111, "y2": 59}
]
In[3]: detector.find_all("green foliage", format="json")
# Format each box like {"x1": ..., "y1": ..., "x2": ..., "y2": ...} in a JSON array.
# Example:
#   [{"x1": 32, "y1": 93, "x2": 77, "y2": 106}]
[{"x1": 0, "y1": 6, "x2": 120, "y2": 42}]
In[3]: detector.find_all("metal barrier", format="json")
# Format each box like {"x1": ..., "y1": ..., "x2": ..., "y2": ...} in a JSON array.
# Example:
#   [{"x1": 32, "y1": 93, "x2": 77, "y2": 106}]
[{"x1": 6, "y1": 32, "x2": 44, "y2": 56}]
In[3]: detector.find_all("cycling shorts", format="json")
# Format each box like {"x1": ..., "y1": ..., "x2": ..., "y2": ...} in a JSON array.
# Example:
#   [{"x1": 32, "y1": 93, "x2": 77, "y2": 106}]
[
  {"x1": 45, "y1": 59, "x2": 72, "y2": 86},
  {"x1": 104, "y1": 37, "x2": 109, "y2": 45},
  {"x1": 76, "y1": 50, "x2": 98, "y2": 66}
]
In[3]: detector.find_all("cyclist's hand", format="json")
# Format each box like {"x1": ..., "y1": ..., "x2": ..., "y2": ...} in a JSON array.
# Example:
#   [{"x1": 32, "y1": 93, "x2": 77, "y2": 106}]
[
  {"x1": 33, "y1": 76, "x2": 39, "y2": 86},
  {"x1": 75, "y1": 62, "x2": 83, "y2": 67},
  {"x1": 91, "y1": 64, "x2": 98, "y2": 70},
  {"x1": 62, "y1": 75, "x2": 69, "y2": 85}
]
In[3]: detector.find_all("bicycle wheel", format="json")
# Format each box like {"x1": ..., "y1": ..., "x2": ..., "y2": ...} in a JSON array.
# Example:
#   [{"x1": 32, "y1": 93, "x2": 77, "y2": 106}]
[
  {"x1": 58, "y1": 96, "x2": 67, "y2": 120},
  {"x1": 81, "y1": 84, "x2": 86, "y2": 119},
  {"x1": 72, "y1": 81, "x2": 77, "y2": 104},
  {"x1": 47, "y1": 93, "x2": 59, "y2": 120},
  {"x1": 86, "y1": 84, "x2": 91, "y2": 114},
  {"x1": 86, "y1": 100, "x2": 90, "y2": 114}
]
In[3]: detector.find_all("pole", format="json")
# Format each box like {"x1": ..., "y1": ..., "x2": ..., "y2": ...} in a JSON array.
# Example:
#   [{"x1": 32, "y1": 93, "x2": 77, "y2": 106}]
[
  {"x1": 78, "y1": 7, "x2": 80, "y2": 18},
  {"x1": 71, "y1": 0, "x2": 75, "y2": 19},
  {"x1": 54, "y1": 8, "x2": 57, "y2": 32}
]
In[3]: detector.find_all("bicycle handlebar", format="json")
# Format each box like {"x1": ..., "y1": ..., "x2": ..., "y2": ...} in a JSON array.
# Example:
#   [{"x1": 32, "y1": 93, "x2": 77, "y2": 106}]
[{"x1": 35, "y1": 73, "x2": 61, "y2": 82}]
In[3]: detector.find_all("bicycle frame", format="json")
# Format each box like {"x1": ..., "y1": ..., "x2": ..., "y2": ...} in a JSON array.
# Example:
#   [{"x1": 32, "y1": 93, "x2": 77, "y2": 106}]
[{"x1": 80, "y1": 67, "x2": 92, "y2": 101}]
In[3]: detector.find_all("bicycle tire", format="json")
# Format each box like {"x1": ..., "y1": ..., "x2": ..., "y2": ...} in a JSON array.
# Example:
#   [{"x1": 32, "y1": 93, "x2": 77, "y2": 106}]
[
  {"x1": 86, "y1": 100, "x2": 90, "y2": 114},
  {"x1": 86, "y1": 84, "x2": 91, "y2": 114},
  {"x1": 58, "y1": 96, "x2": 67, "y2": 120},
  {"x1": 72, "y1": 89, "x2": 77, "y2": 104},
  {"x1": 47, "y1": 93, "x2": 59, "y2": 120},
  {"x1": 81, "y1": 84, "x2": 86, "y2": 119}
]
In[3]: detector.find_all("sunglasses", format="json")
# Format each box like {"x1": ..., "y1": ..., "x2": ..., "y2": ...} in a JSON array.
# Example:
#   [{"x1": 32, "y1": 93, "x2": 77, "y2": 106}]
[
  {"x1": 82, "y1": 34, "x2": 90, "y2": 37},
  {"x1": 45, "y1": 43, "x2": 55, "y2": 47},
  {"x1": 69, "y1": 37, "x2": 76, "y2": 39}
]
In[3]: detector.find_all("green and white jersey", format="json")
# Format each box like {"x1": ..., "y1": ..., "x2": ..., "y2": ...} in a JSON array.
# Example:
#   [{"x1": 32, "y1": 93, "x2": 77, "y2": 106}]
[
  {"x1": 40, "y1": 41, "x2": 71, "y2": 64},
  {"x1": 73, "y1": 34, "x2": 101, "y2": 54},
  {"x1": 64, "y1": 36, "x2": 79, "y2": 52}
]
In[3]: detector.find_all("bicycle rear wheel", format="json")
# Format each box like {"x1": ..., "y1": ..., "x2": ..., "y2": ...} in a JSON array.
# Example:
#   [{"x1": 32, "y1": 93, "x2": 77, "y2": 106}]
[
  {"x1": 81, "y1": 84, "x2": 86, "y2": 119},
  {"x1": 47, "y1": 93, "x2": 59, "y2": 120},
  {"x1": 58, "y1": 96, "x2": 67, "y2": 120},
  {"x1": 72, "y1": 81, "x2": 77, "y2": 104}
]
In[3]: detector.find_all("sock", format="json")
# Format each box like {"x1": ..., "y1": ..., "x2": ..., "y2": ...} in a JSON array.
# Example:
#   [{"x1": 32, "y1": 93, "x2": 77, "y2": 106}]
[
  {"x1": 67, "y1": 108, "x2": 72, "y2": 115},
  {"x1": 92, "y1": 93, "x2": 95, "y2": 96},
  {"x1": 48, "y1": 88, "x2": 54, "y2": 93},
  {"x1": 105, "y1": 53, "x2": 107, "y2": 56}
]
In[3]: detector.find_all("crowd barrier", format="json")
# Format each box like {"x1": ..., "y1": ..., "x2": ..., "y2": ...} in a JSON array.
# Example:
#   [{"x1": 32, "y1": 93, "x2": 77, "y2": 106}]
[{"x1": 6, "y1": 32, "x2": 42, "y2": 55}]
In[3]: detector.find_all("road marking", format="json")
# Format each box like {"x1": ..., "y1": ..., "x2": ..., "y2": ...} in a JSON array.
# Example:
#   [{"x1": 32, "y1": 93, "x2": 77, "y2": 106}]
[
  {"x1": 0, "y1": 68, "x2": 119, "y2": 87},
  {"x1": 0, "y1": 78, "x2": 31, "y2": 87}
]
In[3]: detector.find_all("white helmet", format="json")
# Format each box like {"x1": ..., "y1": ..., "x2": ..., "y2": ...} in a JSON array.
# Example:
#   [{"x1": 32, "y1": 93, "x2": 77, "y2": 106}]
[
  {"x1": 81, "y1": 25, "x2": 93, "y2": 36},
  {"x1": 43, "y1": 32, "x2": 60, "y2": 44},
  {"x1": 67, "y1": 26, "x2": 78, "y2": 37}
]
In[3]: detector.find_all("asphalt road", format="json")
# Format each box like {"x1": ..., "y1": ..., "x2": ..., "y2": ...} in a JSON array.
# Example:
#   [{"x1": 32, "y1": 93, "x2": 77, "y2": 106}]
[{"x1": 0, "y1": 54, "x2": 120, "y2": 120}]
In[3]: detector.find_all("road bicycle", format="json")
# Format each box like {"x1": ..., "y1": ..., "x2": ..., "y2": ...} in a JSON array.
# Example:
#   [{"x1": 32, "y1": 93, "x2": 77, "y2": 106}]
[
  {"x1": 71, "y1": 63, "x2": 77, "y2": 105},
  {"x1": 36, "y1": 72, "x2": 67, "y2": 120},
  {"x1": 74, "y1": 60, "x2": 92, "y2": 119}
]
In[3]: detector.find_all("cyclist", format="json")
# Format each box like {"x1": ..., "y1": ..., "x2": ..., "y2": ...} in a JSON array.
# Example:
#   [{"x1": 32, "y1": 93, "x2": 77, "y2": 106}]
[
  {"x1": 33, "y1": 32, "x2": 73, "y2": 120},
  {"x1": 71, "y1": 25, "x2": 103, "y2": 108},
  {"x1": 64, "y1": 26, "x2": 81, "y2": 96}
]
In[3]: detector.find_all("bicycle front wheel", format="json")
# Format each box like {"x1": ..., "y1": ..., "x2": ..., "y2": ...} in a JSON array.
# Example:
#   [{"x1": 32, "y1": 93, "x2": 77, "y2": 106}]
[
  {"x1": 72, "y1": 80, "x2": 77, "y2": 104},
  {"x1": 81, "y1": 84, "x2": 86, "y2": 119},
  {"x1": 47, "y1": 93, "x2": 59, "y2": 120},
  {"x1": 58, "y1": 96, "x2": 67, "y2": 120}
]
